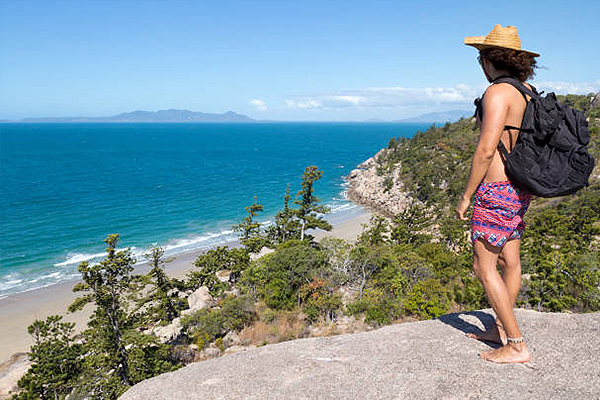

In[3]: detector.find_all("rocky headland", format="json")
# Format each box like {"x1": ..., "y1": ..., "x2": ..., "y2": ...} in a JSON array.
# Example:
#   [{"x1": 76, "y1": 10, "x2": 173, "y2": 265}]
[{"x1": 344, "y1": 148, "x2": 413, "y2": 218}]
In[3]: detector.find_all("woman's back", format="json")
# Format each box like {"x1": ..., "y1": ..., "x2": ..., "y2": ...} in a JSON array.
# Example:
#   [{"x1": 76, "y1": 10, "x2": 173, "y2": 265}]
[{"x1": 480, "y1": 81, "x2": 534, "y2": 183}]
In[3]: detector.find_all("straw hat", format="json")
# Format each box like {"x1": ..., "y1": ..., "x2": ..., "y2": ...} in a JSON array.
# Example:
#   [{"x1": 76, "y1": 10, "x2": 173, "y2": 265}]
[{"x1": 464, "y1": 24, "x2": 539, "y2": 57}]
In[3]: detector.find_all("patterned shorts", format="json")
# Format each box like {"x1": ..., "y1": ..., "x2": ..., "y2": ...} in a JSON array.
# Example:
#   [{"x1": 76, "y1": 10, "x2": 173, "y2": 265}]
[{"x1": 471, "y1": 180, "x2": 532, "y2": 248}]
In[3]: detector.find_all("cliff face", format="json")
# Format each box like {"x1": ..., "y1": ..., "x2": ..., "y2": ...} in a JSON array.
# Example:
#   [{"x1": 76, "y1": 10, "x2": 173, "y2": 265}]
[
  {"x1": 344, "y1": 149, "x2": 413, "y2": 218},
  {"x1": 119, "y1": 309, "x2": 600, "y2": 400}
]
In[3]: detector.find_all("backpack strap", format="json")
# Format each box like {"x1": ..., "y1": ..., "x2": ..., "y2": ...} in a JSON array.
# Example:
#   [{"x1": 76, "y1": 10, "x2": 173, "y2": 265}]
[
  {"x1": 490, "y1": 77, "x2": 539, "y2": 158},
  {"x1": 477, "y1": 77, "x2": 538, "y2": 130},
  {"x1": 497, "y1": 140, "x2": 510, "y2": 159},
  {"x1": 492, "y1": 76, "x2": 539, "y2": 101},
  {"x1": 504, "y1": 124, "x2": 522, "y2": 131}
]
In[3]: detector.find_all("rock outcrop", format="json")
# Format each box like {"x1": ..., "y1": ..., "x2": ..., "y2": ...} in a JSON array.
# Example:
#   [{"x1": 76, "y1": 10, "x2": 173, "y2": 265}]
[
  {"x1": 119, "y1": 309, "x2": 600, "y2": 400},
  {"x1": 249, "y1": 247, "x2": 275, "y2": 262},
  {"x1": 591, "y1": 92, "x2": 600, "y2": 109},
  {"x1": 148, "y1": 317, "x2": 183, "y2": 344},
  {"x1": 186, "y1": 286, "x2": 213, "y2": 312},
  {"x1": 145, "y1": 286, "x2": 214, "y2": 343},
  {"x1": 344, "y1": 149, "x2": 412, "y2": 218}
]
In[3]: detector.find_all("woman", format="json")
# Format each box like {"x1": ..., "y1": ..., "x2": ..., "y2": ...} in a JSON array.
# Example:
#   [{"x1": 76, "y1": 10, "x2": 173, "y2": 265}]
[{"x1": 455, "y1": 24, "x2": 539, "y2": 364}]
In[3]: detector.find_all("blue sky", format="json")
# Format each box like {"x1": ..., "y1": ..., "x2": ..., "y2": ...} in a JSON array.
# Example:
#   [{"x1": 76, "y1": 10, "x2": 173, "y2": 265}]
[{"x1": 1, "y1": 0, "x2": 598, "y2": 121}]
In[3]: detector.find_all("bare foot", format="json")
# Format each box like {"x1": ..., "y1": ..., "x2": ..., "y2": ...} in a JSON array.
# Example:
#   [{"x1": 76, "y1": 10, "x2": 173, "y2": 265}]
[
  {"x1": 479, "y1": 342, "x2": 531, "y2": 364},
  {"x1": 466, "y1": 323, "x2": 507, "y2": 346}
]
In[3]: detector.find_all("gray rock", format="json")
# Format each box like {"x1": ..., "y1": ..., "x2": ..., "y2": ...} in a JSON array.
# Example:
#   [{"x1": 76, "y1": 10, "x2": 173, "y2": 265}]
[
  {"x1": 222, "y1": 331, "x2": 241, "y2": 348},
  {"x1": 151, "y1": 317, "x2": 182, "y2": 344},
  {"x1": 343, "y1": 149, "x2": 414, "y2": 218},
  {"x1": 215, "y1": 270, "x2": 231, "y2": 283},
  {"x1": 201, "y1": 346, "x2": 221, "y2": 359},
  {"x1": 223, "y1": 345, "x2": 246, "y2": 355},
  {"x1": 249, "y1": 247, "x2": 275, "y2": 262},
  {"x1": 591, "y1": 92, "x2": 600, "y2": 109},
  {"x1": 119, "y1": 309, "x2": 600, "y2": 400},
  {"x1": 224, "y1": 287, "x2": 241, "y2": 297},
  {"x1": 187, "y1": 286, "x2": 212, "y2": 311}
]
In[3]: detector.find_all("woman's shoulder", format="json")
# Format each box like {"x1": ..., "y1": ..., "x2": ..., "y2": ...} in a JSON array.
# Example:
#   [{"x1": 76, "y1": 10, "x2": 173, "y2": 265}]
[{"x1": 481, "y1": 83, "x2": 513, "y2": 105}]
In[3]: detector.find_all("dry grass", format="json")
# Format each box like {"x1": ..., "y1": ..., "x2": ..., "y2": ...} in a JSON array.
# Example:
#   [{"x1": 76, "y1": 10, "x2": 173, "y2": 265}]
[{"x1": 239, "y1": 302, "x2": 309, "y2": 346}]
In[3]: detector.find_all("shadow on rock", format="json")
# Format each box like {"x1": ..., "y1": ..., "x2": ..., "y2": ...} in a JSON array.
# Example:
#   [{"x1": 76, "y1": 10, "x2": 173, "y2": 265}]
[{"x1": 437, "y1": 310, "x2": 501, "y2": 348}]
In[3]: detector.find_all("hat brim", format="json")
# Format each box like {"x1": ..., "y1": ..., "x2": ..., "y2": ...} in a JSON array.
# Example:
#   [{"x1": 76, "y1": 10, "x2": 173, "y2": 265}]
[{"x1": 464, "y1": 36, "x2": 540, "y2": 57}]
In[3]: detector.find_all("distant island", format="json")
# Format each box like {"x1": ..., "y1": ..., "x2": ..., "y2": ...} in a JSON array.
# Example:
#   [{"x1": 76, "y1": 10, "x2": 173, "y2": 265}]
[
  {"x1": 362, "y1": 110, "x2": 472, "y2": 124},
  {"x1": 394, "y1": 109, "x2": 472, "y2": 123},
  {"x1": 3, "y1": 109, "x2": 255, "y2": 123},
  {"x1": 2, "y1": 109, "x2": 474, "y2": 124}
]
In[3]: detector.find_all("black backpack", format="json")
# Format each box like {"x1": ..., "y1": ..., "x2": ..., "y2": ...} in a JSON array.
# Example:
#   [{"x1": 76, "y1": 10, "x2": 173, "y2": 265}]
[{"x1": 476, "y1": 76, "x2": 595, "y2": 198}]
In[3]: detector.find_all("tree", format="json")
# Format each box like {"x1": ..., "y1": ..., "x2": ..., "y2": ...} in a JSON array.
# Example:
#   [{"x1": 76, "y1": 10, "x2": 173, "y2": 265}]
[
  {"x1": 68, "y1": 234, "x2": 135, "y2": 390},
  {"x1": 265, "y1": 183, "x2": 301, "y2": 245},
  {"x1": 233, "y1": 196, "x2": 268, "y2": 253},
  {"x1": 293, "y1": 166, "x2": 332, "y2": 241},
  {"x1": 349, "y1": 243, "x2": 390, "y2": 299},
  {"x1": 68, "y1": 234, "x2": 179, "y2": 399},
  {"x1": 318, "y1": 237, "x2": 353, "y2": 288},
  {"x1": 187, "y1": 246, "x2": 249, "y2": 296},
  {"x1": 390, "y1": 202, "x2": 431, "y2": 246},
  {"x1": 356, "y1": 215, "x2": 390, "y2": 247},
  {"x1": 299, "y1": 277, "x2": 343, "y2": 324},
  {"x1": 439, "y1": 214, "x2": 469, "y2": 254},
  {"x1": 134, "y1": 246, "x2": 184, "y2": 325},
  {"x1": 13, "y1": 316, "x2": 82, "y2": 400}
]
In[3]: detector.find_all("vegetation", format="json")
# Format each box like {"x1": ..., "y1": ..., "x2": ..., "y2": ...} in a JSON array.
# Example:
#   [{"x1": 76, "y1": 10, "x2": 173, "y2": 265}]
[
  {"x1": 187, "y1": 245, "x2": 249, "y2": 295},
  {"x1": 232, "y1": 196, "x2": 268, "y2": 253},
  {"x1": 134, "y1": 246, "x2": 186, "y2": 325},
  {"x1": 181, "y1": 294, "x2": 256, "y2": 349},
  {"x1": 12, "y1": 93, "x2": 599, "y2": 398},
  {"x1": 265, "y1": 183, "x2": 301, "y2": 245},
  {"x1": 293, "y1": 165, "x2": 333, "y2": 241},
  {"x1": 12, "y1": 316, "x2": 82, "y2": 400}
]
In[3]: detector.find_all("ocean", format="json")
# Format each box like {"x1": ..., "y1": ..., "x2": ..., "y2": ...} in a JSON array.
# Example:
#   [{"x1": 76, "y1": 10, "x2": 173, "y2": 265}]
[{"x1": 0, "y1": 122, "x2": 429, "y2": 298}]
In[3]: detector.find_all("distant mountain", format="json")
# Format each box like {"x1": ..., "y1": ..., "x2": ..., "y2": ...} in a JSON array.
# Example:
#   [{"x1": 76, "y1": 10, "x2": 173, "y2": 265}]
[
  {"x1": 10, "y1": 109, "x2": 254, "y2": 123},
  {"x1": 396, "y1": 110, "x2": 472, "y2": 123}
]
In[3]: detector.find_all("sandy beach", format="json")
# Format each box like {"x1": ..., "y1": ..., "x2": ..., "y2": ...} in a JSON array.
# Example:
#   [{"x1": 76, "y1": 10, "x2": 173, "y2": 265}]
[{"x1": 0, "y1": 208, "x2": 373, "y2": 363}]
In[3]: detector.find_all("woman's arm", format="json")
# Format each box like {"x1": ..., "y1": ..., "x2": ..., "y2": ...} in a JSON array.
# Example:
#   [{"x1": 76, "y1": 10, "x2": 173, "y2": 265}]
[{"x1": 455, "y1": 85, "x2": 509, "y2": 220}]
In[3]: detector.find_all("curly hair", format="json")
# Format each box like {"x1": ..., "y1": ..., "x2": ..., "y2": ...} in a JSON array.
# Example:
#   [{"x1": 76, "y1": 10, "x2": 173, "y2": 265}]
[{"x1": 479, "y1": 48, "x2": 538, "y2": 81}]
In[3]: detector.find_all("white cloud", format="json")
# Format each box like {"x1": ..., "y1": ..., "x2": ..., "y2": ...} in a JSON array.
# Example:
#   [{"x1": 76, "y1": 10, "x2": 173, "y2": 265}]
[
  {"x1": 250, "y1": 99, "x2": 267, "y2": 111},
  {"x1": 534, "y1": 80, "x2": 600, "y2": 95},
  {"x1": 285, "y1": 99, "x2": 323, "y2": 110},
  {"x1": 325, "y1": 95, "x2": 366, "y2": 105},
  {"x1": 282, "y1": 80, "x2": 598, "y2": 118},
  {"x1": 285, "y1": 84, "x2": 480, "y2": 112}
]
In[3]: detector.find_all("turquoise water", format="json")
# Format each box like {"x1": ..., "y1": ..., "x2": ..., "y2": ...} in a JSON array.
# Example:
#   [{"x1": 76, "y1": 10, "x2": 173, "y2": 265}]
[{"x1": 0, "y1": 122, "x2": 428, "y2": 298}]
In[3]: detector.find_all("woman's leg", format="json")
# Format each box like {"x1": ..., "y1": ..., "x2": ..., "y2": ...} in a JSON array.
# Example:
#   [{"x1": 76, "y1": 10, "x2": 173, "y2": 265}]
[
  {"x1": 472, "y1": 239, "x2": 530, "y2": 363},
  {"x1": 498, "y1": 238, "x2": 522, "y2": 308},
  {"x1": 467, "y1": 239, "x2": 522, "y2": 344}
]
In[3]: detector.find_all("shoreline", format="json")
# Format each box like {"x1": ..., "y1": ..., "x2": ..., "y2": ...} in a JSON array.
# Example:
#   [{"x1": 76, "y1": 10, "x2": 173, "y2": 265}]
[
  {"x1": 0, "y1": 196, "x2": 364, "y2": 301},
  {"x1": 0, "y1": 206, "x2": 374, "y2": 363}
]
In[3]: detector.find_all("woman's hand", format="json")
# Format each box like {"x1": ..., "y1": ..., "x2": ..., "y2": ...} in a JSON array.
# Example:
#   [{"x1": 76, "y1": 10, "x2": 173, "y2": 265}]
[{"x1": 455, "y1": 196, "x2": 471, "y2": 221}]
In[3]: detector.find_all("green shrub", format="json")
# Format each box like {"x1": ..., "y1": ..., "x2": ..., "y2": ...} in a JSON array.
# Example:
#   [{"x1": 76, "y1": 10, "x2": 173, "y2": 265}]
[
  {"x1": 453, "y1": 275, "x2": 488, "y2": 311},
  {"x1": 219, "y1": 293, "x2": 257, "y2": 330},
  {"x1": 248, "y1": 240, "x2": 327, "y2": 310},
  {"x1": 181, "y1": 293, "x2": 256, "y2": 347},
  {"x1": 303, "y1": 293, "x2": 343, "y2": 324},
  {"x1": 404, "y1": 278, "x2": 450, "y2": 319},
  {"x1": 346, "y1": 287, "x2": 402, "y2": 326}
]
